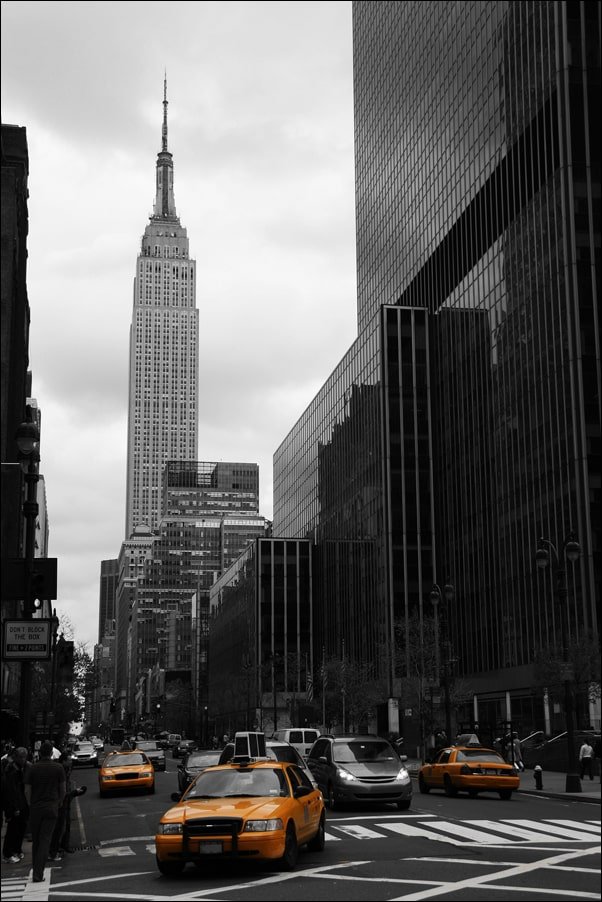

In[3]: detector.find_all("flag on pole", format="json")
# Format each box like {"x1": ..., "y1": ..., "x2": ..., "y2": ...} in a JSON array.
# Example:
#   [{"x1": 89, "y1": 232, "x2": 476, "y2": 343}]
[{"x1": 306, "y1": 672, "x2": 313, "y2": 702}]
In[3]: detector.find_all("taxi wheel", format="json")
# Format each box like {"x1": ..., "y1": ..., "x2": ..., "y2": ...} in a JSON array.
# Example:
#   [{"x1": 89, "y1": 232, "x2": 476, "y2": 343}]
[
  {"x1": 156, "y1": 856, "x2": 185, "y2": 876},
  {"x1": 443, "y1": 775, "x2": 457, "y2": 797},
  {"x1": 498, "y1": 789, "x2": 512, "y2": 800},
  {"x1": 281, "y1": 823, "x2": 298, "y2": 870},
  {"x1": 307, "y1": 814, "x2": 325, "y2": 851},
  {"x1": 468, "y1": 789, "x2": 478, "y2": 797},
  {"x1": 148, "y1": 783, "x2": 155, "y2": 794},
  {"x1": 418, "y1": 775, "x2": 430, "y2": 794}
]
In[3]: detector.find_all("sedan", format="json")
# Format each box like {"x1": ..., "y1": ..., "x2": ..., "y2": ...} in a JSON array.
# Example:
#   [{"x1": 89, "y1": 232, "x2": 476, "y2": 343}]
[
  {"x1": 418, "y1": 745, "x2": 521, "y2": 799},
  {"x1": 177, "y1": 749, "x2": 221, "y2": 793},
  {"x1": 155, "y1": 758, "x2": 325, "y2": 875},
  {"x1": 98, "y1": 750, "x2": 155, "y2": 796},
  {"x1": 70, "y1": 741, "x2": 98, "y2": 768},
  {"x1": 135, "y1": 740, "x2": 167, "y2": 771}
]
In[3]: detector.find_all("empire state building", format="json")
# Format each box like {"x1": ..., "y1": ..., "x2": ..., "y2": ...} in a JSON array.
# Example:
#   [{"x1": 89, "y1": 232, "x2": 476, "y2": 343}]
[{"x1": 125, "y1": 81, "x2": 198, "y2": 537}]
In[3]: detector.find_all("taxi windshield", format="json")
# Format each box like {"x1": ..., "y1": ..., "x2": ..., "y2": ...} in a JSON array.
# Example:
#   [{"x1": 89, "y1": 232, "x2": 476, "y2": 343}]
[
  {"x1": 185, "y1": 767, "x2": 289, "y2": 799},
  {"x1": 106, "y1": 753, "x2": 147, "y2": 767}
]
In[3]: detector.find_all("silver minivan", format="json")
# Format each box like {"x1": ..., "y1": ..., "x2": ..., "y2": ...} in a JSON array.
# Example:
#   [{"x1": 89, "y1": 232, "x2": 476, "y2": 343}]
[{"x1": 272, "y1": 728, "x2": 320, "y2": 760}]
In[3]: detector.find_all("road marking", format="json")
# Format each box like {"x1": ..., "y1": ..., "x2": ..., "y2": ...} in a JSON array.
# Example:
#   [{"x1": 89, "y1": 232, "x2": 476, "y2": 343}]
[
  {"x1": 465, "y1": 819, "x2": 574, "y2": 843},
  {"x1": 416, "y1": 820, "x2": 516, "y2": 845},
  {"x1": 551, "y1": 820, "x2": 601, "y2": 835},
  {"x1": 98, "y1": 846, "x2": 135, "y2": 857},
  {"x1": 331, "y1": 824, "x2": 388, "y2": 840},
  {"x1": 505, "y1": 819, "x2": 601, "y2": 842}
]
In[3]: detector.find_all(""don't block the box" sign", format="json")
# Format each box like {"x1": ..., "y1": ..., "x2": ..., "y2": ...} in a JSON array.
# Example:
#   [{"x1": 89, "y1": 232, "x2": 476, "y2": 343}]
[{"x1": 2, "y1": 619, "x2": 53, "y2": 660}]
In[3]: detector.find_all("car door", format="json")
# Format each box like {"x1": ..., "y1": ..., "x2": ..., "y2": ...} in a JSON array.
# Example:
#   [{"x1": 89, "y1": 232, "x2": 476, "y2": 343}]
[
  {"x1": 429, "y1": 749, "x2": 452, "y2": 788},
  {"x1": 287, "y1": 765, "x2": 320, "y2": 843},
  {"x1": 306, "y1": 738, "x2": 331, "y2": 794}
]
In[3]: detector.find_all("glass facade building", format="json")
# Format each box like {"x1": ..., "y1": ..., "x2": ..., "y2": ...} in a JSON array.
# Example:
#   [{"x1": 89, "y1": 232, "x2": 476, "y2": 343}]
[{"x1": 273, "y1": 1, "x2": 600, "y2": 737}]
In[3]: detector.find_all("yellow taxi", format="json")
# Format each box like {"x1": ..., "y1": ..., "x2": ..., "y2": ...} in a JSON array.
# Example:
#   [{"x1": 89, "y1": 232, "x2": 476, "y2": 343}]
[
  {"x1": 155, "y1": 752, "x2": 325, "y2": 874},
  {"x1": 418, "y1": 740, "x2": 520, "y2": 800},
  {"x1": 98, "y1": 749, "x2": 155, "y2": 796}
]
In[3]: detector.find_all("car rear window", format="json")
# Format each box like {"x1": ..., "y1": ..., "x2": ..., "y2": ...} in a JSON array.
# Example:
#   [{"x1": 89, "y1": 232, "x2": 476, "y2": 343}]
[
  {"x1": 106, "y1": 753, "x2": 147, "y2": 766},
  {"x1": 457, "y1": 749, "x2": 505, "y2": 763},
  {"x1": 304, "y1": 730, "x2": 319, "y2": 743},
  {"x1": 288, "y1": 731, "x2": 304, "y2": 743}
]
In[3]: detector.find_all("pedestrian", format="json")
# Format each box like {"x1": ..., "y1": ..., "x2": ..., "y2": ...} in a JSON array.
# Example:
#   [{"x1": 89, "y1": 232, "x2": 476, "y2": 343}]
[
  {"x1": 48, "y1": 752, "x2": 87, "y2": 858},
  {"x1": 2, "y1": 747, "x2": 30, "y2": 864},
  {"x1": 24, "y1": 739, "x2": 66, "y2": 883},
  {"x1": 511, "y1": 733, "x2": 524, "y2": 771},
  {"x1": 579, "y1": 739, "x2": 595, "y2": 780}
]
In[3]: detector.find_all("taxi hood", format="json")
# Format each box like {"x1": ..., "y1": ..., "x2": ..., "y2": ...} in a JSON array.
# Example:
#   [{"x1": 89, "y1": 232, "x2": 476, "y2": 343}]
[{"x1": 162, "y1": 797, "x2": 284, "y2": 823}]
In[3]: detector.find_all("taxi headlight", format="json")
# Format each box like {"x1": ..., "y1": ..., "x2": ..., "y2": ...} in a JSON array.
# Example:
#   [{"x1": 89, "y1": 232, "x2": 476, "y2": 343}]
[
  {"x1": 157, "y1": 823, "x2": 183, "y2": 835},
  {"x1": 336, "y1": 766, "x2": 358, "y2": 782},
  {"x1": 396, "y1": 767, "x2": 410, "y2": 783},
  {"x1": 244, "y1": 818, "x2": 283, "y2": 832}
]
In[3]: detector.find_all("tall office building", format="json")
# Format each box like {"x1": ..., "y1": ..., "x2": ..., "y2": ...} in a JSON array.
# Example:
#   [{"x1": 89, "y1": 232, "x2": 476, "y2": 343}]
[
  {"x1": 98, "y1": 558, "x2": 118, "y2": 642},
  {"x1": 125, "y1": 80, "x2": 198, "y2": 537},
  {"x1": 274, "y1": 1, "x2": 599, "y2": 738}
]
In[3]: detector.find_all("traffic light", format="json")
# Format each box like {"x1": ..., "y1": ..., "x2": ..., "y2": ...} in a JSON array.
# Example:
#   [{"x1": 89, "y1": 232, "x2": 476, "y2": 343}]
[{"x1": 56, "y1": 639, "x2": 74, "y2": 684}]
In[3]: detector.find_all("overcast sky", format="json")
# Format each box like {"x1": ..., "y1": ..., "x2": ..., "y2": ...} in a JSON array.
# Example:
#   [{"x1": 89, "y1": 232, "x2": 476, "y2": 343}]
[{"x1": 1, "y1": 2, "x2": 357, "y2": 651}]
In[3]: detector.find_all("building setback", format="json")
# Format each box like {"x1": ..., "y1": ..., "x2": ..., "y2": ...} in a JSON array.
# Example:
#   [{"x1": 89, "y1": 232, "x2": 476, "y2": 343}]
[
  {"x1": 273, "y1": 1, "x2": 600, "y2": 742},
  {"x1": 125, "y1": 79, "x2": 198, "y2": 537}
]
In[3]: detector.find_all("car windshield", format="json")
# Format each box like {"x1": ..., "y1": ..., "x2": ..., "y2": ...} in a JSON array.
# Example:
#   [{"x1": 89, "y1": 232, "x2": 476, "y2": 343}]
[
  {"x1": 185, "y1": 767, "x2": 289, "y2": 799},
  {"x1": 136, "y1": 742, "x2": 158, "y2": 751},
  {"x1": 106, "y1": 754, "x2": 147, "y2": 767},
  {"x1": 456, "y1": 749, "x2": 506, "y2": 763},
  {"x1": 75, "y1": 743, "x2": 94, "y2": 751},
  {"x1": 186, "y1": 753, "x2": 220, "y2": 769},
  {"x1": 333, "y1": 741, "x2": 398, "y2": 763}
]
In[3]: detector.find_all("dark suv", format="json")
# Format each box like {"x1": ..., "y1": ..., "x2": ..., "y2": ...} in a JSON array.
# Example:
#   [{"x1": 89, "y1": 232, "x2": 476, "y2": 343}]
[{"x1": 306, "y1": 734, "x2": 412, "y2": 810}]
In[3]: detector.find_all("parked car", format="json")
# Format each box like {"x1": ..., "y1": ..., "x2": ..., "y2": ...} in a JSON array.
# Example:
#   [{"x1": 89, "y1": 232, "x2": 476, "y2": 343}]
[
  {"x1": 418, "y1": 743, "x2": 520, "y2": 799},
  {"x1": 135, "y1": 740, "x2": 167, "y2": 771},
  {"x1": 272, "y1": 728, "x2": 321, "y2": 760},
  {"x1": 155, "y1": 732, "x2": 170, "y2": 750},
  {"x1": 173, "y1": 739, "x2": 195, "y2": 759},
  {"x1": 177, "y1": 749, "x2": 221, "y2": 793},
  {"x1": 306, "y1": 734, "x2": 412, "y2": 810},
  {"x1": 155, "y1": 757, "x2": 325, "y2": 875},
  {"x1": 98, "y1": 750, "x2": 155, "y2": 796},
  {"x1": 89, "y1": 736, "x2": 104, "y2": 752},
  {"x1": 219, "y1": 739, "x2": 318, "y2": 788},
  {"x1": 70, "y1": 741, "x2": 99, "y2": 768}
]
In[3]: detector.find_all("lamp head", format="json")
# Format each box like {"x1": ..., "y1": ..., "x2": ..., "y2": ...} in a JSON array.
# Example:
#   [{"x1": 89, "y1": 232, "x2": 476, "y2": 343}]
[
  {"x1": 536, "y1": 540, "x2": 549, "y2": 570},
  {"x1": 564, "y1": 533, "x2": 581, "y2": 563}
]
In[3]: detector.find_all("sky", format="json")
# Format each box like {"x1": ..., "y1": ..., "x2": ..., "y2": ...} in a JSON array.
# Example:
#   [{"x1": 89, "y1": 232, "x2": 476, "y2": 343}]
[{"x1": 1, "y1": 1, "x2": 358, "y2": 652}]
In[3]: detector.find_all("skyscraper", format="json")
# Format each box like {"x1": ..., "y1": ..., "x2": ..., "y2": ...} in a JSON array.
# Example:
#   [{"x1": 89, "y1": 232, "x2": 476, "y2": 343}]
[
  {"x1": 125, "y1": 79, "x2": 199, "y2": 537},
  {"x1": 273, "y1": 1, "x2": 600, "y2": 739}
]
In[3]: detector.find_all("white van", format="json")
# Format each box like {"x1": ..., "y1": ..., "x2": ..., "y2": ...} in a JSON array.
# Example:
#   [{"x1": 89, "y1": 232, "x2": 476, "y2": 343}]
[{"x1": 272, "y1": 728, "x2": 320, "y2": 760}]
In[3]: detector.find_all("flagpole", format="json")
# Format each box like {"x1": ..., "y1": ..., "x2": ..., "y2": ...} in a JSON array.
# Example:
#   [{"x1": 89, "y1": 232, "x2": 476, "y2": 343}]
[{"x1": 321, "y1": 645, "x2": 326, "y2": 732}]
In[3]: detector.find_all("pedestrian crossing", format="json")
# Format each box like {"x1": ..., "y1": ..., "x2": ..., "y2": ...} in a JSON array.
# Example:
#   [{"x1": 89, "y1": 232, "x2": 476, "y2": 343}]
[
  {"x1": 326, "y1": 817, "x2": 601, "y2": 847},
  {"x1": 93, "y1": 818, "x2": 601, "y2": 855},
  {"x1": 0, "y1": 875, "x2": 29, "y2": 900}
]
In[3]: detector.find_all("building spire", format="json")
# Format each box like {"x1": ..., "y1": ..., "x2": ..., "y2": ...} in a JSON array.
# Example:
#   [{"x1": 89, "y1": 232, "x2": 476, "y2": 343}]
[
  {"x1": 152, "y1": 73, "x2": 178, "y2": 221},
  {"x1": 162, "y1": 71, "x2": 168, "y2": 153}
]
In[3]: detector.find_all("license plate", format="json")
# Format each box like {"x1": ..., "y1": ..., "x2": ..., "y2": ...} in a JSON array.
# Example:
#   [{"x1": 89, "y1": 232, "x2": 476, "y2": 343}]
[{"x1": 199, "y1": 841, "x2": 223, "y2": 855}]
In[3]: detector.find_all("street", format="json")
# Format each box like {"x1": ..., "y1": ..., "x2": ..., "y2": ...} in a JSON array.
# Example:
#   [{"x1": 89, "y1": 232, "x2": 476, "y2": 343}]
[{"x1": 3, "y1": 755, "x2": 599, "y2": 901}]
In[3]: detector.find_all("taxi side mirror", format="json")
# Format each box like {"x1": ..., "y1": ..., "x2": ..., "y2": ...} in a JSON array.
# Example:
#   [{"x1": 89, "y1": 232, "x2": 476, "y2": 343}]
[{"x1": 171, "y1": 792, "x2": 181, "y2": 802}]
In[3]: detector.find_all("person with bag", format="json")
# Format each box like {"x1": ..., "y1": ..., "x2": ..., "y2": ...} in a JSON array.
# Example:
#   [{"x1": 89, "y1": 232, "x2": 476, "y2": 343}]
[
  {"x1": 2, "y1": 747, "x2": 30, "y2": 863},
  {"x1": 24, "y1": 740, "x2": 65, "y2": 883}
]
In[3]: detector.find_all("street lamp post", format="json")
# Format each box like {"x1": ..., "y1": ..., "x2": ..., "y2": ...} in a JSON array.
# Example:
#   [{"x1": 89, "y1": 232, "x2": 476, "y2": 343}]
[
  {"x1": 535, "y1": 532, "x2": 582, "y2": 794},
  {"x1": 430, "y1": 580, "x2": 455, "y2": 742},
  {"x1": 16, "y1": 414, "x2": 40, "y2": 748}
]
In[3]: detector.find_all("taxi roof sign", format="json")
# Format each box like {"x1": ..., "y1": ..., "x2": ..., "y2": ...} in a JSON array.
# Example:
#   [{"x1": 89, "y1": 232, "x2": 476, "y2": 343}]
[{"x1": 234, "y1": 731, "x2": 266, "y2": 759}]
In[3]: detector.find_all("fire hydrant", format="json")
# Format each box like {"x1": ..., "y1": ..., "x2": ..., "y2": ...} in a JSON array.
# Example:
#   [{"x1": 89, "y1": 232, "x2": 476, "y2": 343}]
[{"x1": 534, "y1": 764, "x2": 543, "y2": 790}]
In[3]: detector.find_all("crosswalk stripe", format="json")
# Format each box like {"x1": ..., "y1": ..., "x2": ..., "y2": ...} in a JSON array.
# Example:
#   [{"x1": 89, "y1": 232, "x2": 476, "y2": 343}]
[
  {"x1": 506, "y1": 820, "x2": 601, "y2": 842},
  {"x1": 332, "y1": 824, "x2": 387, "y2": 840},
  {"x1": 98, "y1": 845, "x2": 135, "y2": 857},
  {"x1": 324, "y1": 831, "x2": 341, "y2": 841},
  {"x1": 467, "y1": 820, "x2": 570, "y2": 843},
  {"x1": 422, "y1": 820, "x2": 515, "y2": 844},
  {"x1": 378, "y1": 822, "x2": 447, "y2": 841},
  {"x1": 551, "y1": 820, "x2": 601, "y2": 835}
]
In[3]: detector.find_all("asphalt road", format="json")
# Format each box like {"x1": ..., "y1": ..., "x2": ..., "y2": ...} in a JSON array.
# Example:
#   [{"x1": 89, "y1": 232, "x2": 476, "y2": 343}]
[{"x1": 5, "y1": 753, "x2": 600, "y2": 901}]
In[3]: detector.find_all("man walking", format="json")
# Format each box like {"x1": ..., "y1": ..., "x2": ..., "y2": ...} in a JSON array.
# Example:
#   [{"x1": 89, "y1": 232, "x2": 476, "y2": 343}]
[
  {"x1": 24, "y1": 740, "x2": 65, "y2": 883},
  {"x1": 579, "y1": 738, "x2": 595, "y2": 780},
  {"x1": 2, "y1": 746, "x2": 30, "y2": 863}
]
